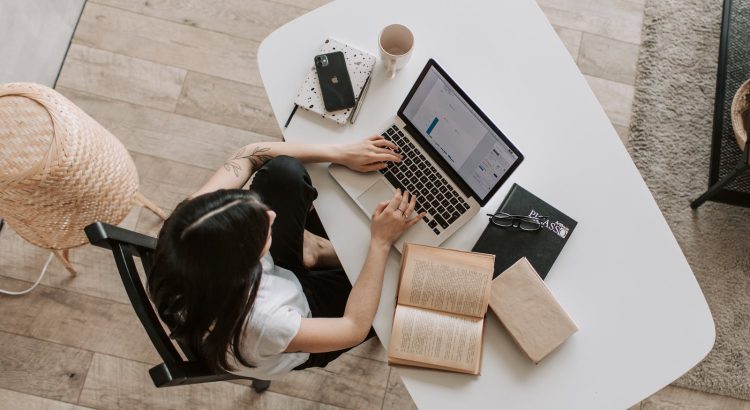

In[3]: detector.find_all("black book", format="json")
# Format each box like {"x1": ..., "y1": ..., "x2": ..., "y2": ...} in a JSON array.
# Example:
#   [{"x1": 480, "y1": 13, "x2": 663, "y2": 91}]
[{"x1": 472, "y1": 184, "x2": 577, "y2": 279}]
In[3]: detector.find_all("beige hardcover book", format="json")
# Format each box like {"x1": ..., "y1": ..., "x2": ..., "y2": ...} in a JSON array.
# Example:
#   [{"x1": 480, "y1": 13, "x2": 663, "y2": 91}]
[
  {"x1": 388, "y1": 243, "x2": 495, "y2": 375},
  {"x1": 489, "y1": 258, "x2": 578, "y2": 363}
]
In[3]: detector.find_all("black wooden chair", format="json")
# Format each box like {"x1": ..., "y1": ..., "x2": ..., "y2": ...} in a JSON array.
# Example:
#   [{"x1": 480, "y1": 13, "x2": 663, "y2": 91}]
[{"x1": 84, "y1": 221, "x2": 270, "y2": 393}]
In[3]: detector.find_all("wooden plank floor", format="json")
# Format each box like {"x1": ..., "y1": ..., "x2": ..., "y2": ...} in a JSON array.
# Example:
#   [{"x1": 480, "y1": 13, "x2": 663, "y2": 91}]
[{"x1": 1, "y1": 0, "x2": 747, "y2": 408}]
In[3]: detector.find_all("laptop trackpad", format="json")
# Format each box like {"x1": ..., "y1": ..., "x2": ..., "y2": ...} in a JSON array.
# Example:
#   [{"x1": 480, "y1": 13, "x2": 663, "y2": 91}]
[{"x1": 357, "y1": 179, "x2": 394, "y2": 216}]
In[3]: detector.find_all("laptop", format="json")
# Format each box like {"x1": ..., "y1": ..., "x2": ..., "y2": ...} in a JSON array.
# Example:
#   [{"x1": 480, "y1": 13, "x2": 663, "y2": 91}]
[{"x1": 329, "y1": 59, "x2": 523, "y2": 251}]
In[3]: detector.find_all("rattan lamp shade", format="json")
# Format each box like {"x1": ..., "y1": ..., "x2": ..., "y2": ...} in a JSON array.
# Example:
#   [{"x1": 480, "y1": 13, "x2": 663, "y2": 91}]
[
  {"x1": 0, "y1": 83, "x2": 165, "y2": 274},
  {"x1": 731, "y1": 79, "x2": 750, "y2": 154}
]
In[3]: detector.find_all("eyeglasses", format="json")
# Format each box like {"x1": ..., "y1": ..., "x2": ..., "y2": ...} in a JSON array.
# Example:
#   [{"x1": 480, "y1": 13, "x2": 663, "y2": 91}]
[{"x1": 486, "y1": 212, "x2": 548, "y2": 231}]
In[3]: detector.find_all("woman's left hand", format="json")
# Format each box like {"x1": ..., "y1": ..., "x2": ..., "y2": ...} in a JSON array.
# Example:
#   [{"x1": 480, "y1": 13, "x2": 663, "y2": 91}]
[{"x1": 335, "y1": 135, "x2": 402, "y2": 172}]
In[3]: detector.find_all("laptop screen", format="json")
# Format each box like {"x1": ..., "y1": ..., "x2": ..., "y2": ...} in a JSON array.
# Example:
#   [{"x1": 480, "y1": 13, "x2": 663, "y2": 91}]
[{"x1": 401, "y1": 63, "x2": 521, "y2": 202}]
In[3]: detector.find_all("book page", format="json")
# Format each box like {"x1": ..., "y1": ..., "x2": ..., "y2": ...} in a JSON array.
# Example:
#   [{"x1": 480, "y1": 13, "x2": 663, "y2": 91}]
[
  {"x1": 398, "y1": 244, "x2": 494, "y2": 317},
  {"x1": 388, "y1": 305, "x2": 483, "y2": 374}
]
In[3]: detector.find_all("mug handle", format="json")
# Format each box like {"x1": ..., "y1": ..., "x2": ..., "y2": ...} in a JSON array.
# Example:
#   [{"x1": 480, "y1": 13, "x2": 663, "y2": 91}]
[{"x1": 384, "y1": 58, "x2": 397, "y2": 79}]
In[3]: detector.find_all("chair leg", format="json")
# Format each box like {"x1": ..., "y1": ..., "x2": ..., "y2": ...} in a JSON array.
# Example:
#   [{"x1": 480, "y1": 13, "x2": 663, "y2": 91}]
[
  {"x1": 691, "y1": 165, "x2": 750, "y2": 209},
  {"x1": 134, "y1": 192, "x2": 169, "y2": 220},
  {"x1": 53, "y1": 249, "x2": 77, "y2": 276},
  {"x1": 251, "y1": 379, "x2": 270, "y2": 393}
]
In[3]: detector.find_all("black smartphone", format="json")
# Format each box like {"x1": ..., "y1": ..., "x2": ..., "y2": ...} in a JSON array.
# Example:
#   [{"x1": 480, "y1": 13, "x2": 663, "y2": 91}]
[{"x1": 314, "y1": 51, "x2": 355, "y2": 111}]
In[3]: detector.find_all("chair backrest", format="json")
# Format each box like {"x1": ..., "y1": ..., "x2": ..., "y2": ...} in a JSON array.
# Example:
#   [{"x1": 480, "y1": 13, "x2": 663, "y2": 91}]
[{"x1": 85, "y1": 222, "x2": 245, "y2": 387}]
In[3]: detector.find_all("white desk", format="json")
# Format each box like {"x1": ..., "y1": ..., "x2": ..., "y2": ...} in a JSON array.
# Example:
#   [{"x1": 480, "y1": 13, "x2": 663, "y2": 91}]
[{"x1": 257, "y1": 1, "x2": 715, "y2": 408}]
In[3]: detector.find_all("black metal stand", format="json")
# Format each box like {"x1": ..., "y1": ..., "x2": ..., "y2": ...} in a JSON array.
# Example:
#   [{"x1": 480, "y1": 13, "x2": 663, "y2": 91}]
[
  {"x1": 692, "y1": 139, "x2": 750, "y2": 208},
  {"x1": 691, "y1": 0, "x2": 750, "y2": 209}
]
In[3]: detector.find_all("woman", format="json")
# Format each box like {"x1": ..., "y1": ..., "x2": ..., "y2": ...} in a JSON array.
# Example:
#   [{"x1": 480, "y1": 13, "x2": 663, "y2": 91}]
[{"x1": 148, "y1": 135, "x2": 424, "y2": 380}]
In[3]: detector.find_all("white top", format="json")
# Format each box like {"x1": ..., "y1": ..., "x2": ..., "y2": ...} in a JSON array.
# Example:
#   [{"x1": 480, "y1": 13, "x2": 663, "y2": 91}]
[
  {"x1": 257, "y1": 0, "x2": 715, "y2": 408},
  {"x1": 227, "y1": 253, "x2": 310, "y2": 380}
]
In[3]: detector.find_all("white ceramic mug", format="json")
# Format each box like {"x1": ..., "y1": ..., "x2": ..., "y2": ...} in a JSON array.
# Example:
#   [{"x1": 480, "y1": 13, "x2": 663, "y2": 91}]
[{"x1": 379, "y1": 24, "x2": 414, "y2": 79}]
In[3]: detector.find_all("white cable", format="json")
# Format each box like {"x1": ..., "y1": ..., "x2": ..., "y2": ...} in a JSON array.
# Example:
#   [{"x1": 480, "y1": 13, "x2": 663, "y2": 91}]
[{"x1": 0, "y1": 252, "x2": 55, "y2": 296}]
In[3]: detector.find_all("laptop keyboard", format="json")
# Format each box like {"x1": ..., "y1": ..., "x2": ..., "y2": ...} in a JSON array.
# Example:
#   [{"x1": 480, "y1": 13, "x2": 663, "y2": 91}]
[{"x1": 378, "y1": 125, "x2": 470, "y2": 235}]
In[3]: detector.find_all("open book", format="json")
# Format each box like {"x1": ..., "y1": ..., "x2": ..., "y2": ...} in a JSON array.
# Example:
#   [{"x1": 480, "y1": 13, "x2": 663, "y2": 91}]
[{"x1": 388, "y1": 244, "x2": 495, "y2": 375}]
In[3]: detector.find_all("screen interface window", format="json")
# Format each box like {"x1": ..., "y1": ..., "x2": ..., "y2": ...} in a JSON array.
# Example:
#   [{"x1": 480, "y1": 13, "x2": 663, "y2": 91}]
[{"x1": 403, "y1": 66, "x2": 518, "y2": 199}]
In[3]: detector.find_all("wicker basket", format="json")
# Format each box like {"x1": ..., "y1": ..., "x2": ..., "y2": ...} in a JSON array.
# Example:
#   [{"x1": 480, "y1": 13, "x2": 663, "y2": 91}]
[
  {"x1": 0, "y1": 83, "x2": 165, "y2": 274},
  {"x1": 731, "y1": 79, "x2": 750, "y2": 152}
]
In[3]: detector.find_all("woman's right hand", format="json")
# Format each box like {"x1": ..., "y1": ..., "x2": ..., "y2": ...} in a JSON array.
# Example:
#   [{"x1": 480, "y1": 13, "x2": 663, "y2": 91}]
[
  {"x1": 370, "y1": 189, "x2": 425, "y2": 246},
  {"x1": 334, "y1": 135, "x2": 402, "y2": 173}
]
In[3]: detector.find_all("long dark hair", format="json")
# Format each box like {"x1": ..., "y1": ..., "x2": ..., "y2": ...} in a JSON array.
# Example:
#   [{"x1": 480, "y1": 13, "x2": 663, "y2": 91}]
[{"x1": 148, "y1": 189, "x2": 270, "y2": 372}]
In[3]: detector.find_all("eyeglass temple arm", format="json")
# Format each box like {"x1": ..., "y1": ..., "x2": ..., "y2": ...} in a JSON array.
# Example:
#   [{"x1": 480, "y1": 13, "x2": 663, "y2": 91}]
[{"x1": 486, "y1": 213, "x2": 548, "y2": 219}]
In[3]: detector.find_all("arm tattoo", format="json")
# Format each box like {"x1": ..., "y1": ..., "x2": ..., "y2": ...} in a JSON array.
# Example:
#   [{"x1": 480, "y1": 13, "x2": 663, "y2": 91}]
[{"x1": 223, "y1": 145, "x2": 273, "y2": 177}]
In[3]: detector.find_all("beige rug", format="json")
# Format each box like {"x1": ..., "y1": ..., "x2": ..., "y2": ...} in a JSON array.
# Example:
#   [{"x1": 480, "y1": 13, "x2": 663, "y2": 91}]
[{"x1": 629, "y1": 0, "x2": 750, "y2": 400}]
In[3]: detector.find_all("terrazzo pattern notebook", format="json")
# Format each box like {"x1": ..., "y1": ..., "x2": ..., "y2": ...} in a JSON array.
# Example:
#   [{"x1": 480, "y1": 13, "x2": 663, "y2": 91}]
[{"x1": 294, "y1": 38, "x2": 376, "y2": 124}]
